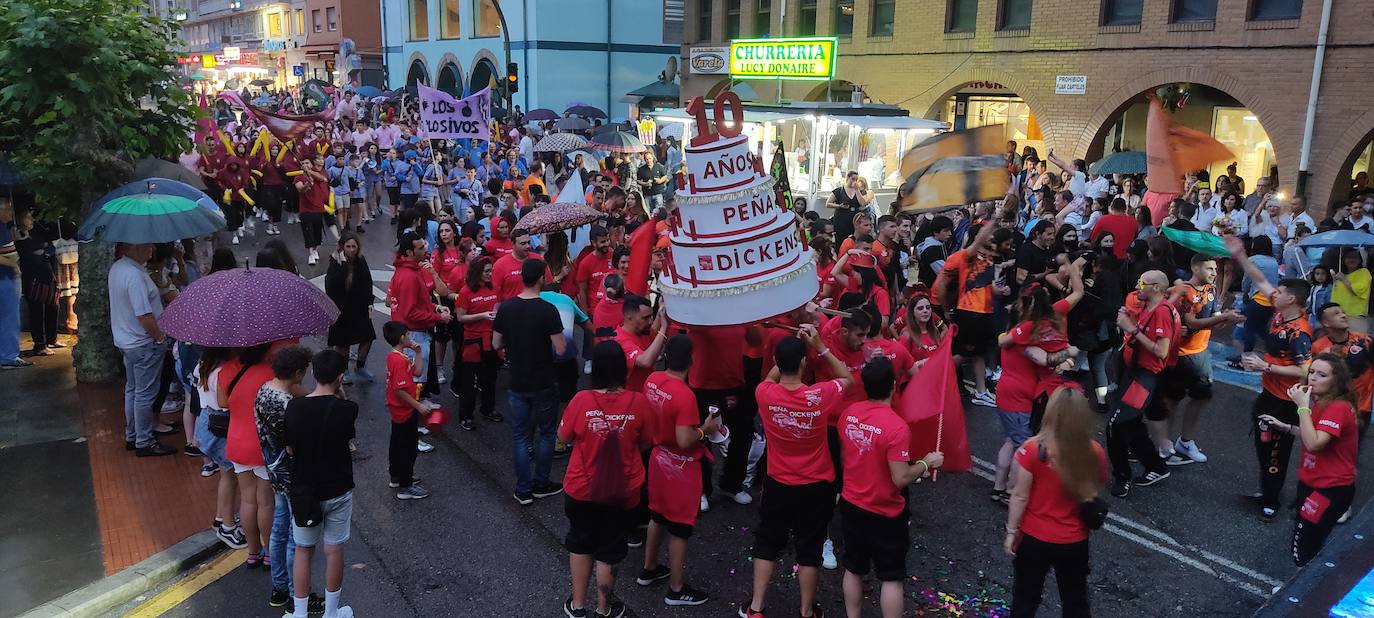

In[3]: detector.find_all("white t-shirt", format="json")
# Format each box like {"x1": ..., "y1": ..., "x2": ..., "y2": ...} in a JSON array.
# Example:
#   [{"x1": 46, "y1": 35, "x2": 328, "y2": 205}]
[
  {"x1": 108, "y1": 256, "x2": 163, "y2": 349},
  {"x1": 1281, "y1": 212, "x2": 1317, "y2": 237},
  {"x1": 1085, "y1": 175, "x2": 1111, "y2": 200},
  {"x1": 195, "y1": 365, "x2": 225, "y2": 412},
  {"x1": 1068, "y1": 171, "x2": 1088, "y2": 200}
]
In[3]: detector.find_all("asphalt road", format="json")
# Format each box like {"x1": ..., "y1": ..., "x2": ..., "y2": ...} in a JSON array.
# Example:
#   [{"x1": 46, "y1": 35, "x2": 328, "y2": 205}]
[{"x1": 112, "y1": 216, "x2": 1374, "y2": 617}]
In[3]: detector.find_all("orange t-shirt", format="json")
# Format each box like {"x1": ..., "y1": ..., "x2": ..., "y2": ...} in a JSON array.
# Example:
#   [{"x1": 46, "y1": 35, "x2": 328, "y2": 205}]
[
  {"x1": 1313, "y1": 332, "x2": 1374, "y2": 414},
  {"x1": 942, "y1": 249, "x2": 996, "y2": 314}
]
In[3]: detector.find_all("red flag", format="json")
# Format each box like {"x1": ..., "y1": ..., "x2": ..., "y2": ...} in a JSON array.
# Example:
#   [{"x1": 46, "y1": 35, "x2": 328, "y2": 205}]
[
  {"x1": 217, "y1": 92, "x2": 331, "y2": 144},
  {"x1": 624, "y1": 221, "x2": 656, "y2": 297},
  {"x1": 895, "y1": 328, "x2": 971, "y2": 472}
]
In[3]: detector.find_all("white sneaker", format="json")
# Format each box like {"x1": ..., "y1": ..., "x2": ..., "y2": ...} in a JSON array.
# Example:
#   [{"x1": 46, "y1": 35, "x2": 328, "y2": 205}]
[
  {"x1": 417, "y1": 426, "x2": 431, "y2": 436},
  {"x1": 988, "y1": 367, "x2": 1003, "y2": 382},
  {"x1": 160, "y1": 399, "x2": 183, "y2": 413},
  {"x1": 335, "y1": 606, "x2": 353, "y2": 618},
  {"x1": 699, "y1": 495, "x2": 711, "y2": 513},
  {"x1": 437, "y1": 369, "x2": 448, "y2": 385},
  {"x1": 584, "y1": 360, "x2": 592, "y2": 375},
  {"x1": 971, "y1": 390, "x2": 997, "y2": 407},
  {"x1": 731, "y1": 490, "x2": 753, "y2": 505},
  {"x1": 417, "y1": 439, "x2": 434, "y2": 453},
  {"x1": 821, "y1": 539, "x2": 838, "y2": 570},
  {"x1": 307, "y1": 252, "x2": 318, "y2": 266},
  {"x1": 231, "y1": 234, "x2": 240, "y2": 245},
  {"x1": 1174, "y1": 438, "x2": 1208, "y2": 463}
]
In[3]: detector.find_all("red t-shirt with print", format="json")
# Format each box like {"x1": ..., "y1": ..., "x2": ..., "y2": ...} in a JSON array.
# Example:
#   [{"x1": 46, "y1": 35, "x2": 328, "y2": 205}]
[
  {"x1": 755, "y1": 379, "x2": 846, "y2": 485},
  {"x1": 558, "y1": 389, "x2": 650, "y2": 508},
  {"x1": 838, "y1": 401, "x2": 912, "y2": 517},
  {"x1": 644, "y1": 371, "x2": 707, "y2": 525},
  {"x1": 1298, "y1": 400, "x2": 1359, "y2": 489}
]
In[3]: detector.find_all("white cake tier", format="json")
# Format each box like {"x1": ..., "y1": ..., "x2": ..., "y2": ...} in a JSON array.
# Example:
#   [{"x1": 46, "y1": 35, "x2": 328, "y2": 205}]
[
  {"x1": 670, "y1": 179, "x2": 781, "y2": 240},
  {"x1": 661, "y1": 254, "x2": 817, "y2": 326},
  {"x1": 664, "y1": 212, "x2": 806, "y2": 287},
  {"x1": 683, "y1": 133, "x2": 769, "y2": 195}
]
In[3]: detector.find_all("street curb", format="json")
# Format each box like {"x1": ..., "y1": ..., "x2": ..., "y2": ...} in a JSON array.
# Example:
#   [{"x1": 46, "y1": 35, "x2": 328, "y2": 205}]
[{"x1": 17, "y1": 530, "x2": 225, "y2": 618}]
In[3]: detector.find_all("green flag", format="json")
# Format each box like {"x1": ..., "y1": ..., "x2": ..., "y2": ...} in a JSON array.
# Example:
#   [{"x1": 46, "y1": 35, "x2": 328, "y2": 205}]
[
  {"x1": 770, "y1": 141, "x2": 793, "y2": 210},
  {"x1": 1161, "y1": 226, "x2": 1230, "y2": 258}
]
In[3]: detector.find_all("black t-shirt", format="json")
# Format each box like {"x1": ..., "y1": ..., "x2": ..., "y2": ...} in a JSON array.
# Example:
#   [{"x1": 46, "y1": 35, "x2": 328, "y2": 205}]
[
  {"x1": 284, "y1": 395, "x2": 358, "y2": 501},
  {"x1": 637, "y1": 163, "x2": 668, "y2": 196},
  {"x1": 1015, "y1": 241, "x2": 1053, "y2": 282},
  {"x1": 830, "y1": 187, "x2": 861, "y2": 212},
  {"x1": 493, "y1": 296, "x2": 563, "y2": 392},
  {"x1": 918, "y1": 241, "x2": 949, "y2": 288}
]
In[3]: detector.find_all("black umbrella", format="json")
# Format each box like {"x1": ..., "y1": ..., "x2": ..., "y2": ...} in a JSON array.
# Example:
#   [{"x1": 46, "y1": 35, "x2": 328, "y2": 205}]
[
  {"x1": 249, "y1": 78, "x2": 273, "y2": 87},
  {"x1": 565, "y1": 105, "x2": 607, "y2": 119}
]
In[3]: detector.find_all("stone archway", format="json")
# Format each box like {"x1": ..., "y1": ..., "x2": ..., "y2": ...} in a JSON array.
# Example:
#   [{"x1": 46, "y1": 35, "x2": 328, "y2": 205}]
[
  {"x1": 1316, "y1": 108, "x2": 1374, "y2": 210},
  {"x1": 436, "y1": 62, "x2": 463, "y2": 97},
  {"x1": 915, "y1": 68, "x2": 1054, "y2": 149},
  {"x1": 404, "y1": 53, "x2": 429, "y2": 88},
  {"x1": 468, "y1": 50, "x2": 501, "y2": 96}
]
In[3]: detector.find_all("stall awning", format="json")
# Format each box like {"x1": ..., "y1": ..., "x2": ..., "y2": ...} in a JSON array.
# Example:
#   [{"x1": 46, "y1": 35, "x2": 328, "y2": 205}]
[
  {"x1": 626, "y1": 79, "x2": 679, "y2": 100},
  {"x1": 832, "y1": 115, "x2": 947, "y2": 132},
  {"x1": 649, "y1": 107, "x2": 805, "y2": 125}
]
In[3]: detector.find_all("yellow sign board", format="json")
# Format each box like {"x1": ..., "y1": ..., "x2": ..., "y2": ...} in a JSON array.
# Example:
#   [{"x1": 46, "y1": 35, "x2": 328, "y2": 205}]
[{"x1": 728, "y1": 37, "x2": 838, "y2": 81}]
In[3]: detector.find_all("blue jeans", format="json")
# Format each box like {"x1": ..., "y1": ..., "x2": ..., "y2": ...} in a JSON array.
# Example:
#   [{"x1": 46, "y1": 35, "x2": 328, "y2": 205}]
[
  {"x1": 404, "y1": 329, "x2": 432, "y2": 385},
  {"x1": 121, "y1": 341, "x2": 165, "y2": 448},
  {"x1": 270, "y1": 490, "x2": 296, "y2": 592},
  {"x1": 508, "y1": 387, "x2": 558, "y2": 494},
  {"x1": 0, "y1": 277, "x2": 18, "y2": 363}
]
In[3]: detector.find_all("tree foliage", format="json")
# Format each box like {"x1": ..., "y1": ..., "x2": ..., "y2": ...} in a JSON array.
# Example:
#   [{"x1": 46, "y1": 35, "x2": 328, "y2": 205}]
[{"x1": 0, "y1": 0, "x2": 196, "y2": 220}]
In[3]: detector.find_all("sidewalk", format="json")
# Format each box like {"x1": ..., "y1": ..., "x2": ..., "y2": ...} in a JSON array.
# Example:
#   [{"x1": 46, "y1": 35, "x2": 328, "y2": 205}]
[{"x1": 0, "y1": 335, "x2": 218, "y2": 618}]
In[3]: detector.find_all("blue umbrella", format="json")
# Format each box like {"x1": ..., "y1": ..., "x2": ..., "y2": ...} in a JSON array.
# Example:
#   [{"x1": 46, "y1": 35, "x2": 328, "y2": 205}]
[
  {"x1": 354, "y1": 85, "x2": 383, "y2": 98},
  {"x1": 79, "y1": 178, "x2": 225, "y2": 243},
  {"x1": 1298, "y1": 229, "x2": 1374, "y2": 248},
  {"x1": 1089, "y1": 151, "x2": 1147, "y2": 176}
]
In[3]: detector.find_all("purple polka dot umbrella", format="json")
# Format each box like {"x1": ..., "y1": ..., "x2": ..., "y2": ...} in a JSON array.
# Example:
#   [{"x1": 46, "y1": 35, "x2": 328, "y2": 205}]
[{"x1": 157, "y1": 265, "x2": 339, "y2": 347}]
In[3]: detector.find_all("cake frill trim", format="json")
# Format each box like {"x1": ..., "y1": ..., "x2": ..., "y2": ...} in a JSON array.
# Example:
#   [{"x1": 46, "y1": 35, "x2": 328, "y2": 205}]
[
  {"x1": 659, "y1": 252, "x2": 816, "y2": 299},
  {"x1": 674, "y1": 176, "x2": 777, "y2": 207}
]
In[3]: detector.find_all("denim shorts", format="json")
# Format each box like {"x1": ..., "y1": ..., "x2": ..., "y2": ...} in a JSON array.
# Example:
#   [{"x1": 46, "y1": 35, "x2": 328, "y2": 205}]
[
  {"x1": 293, "y1": 490, "x2": 353, "y2": 547},
  {"x1": 997, "y1": 409, "x2": 1033, "y2": 445},
  {"x1": 194, "y1": 410, "x2": 231, "y2": 468}
]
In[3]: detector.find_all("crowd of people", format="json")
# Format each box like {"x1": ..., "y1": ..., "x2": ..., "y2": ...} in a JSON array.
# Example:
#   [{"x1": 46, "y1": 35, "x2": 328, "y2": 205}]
[{"x1": 8, "y1": 92, "x2": 1369, "y2": 617}]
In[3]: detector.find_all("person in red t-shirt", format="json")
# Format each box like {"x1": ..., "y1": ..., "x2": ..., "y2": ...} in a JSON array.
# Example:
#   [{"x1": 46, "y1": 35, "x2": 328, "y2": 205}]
[
  {"x1": 382, "y1": 321, "x2": 434, "y2": 500},
  {"x1": 638, "y1": 336, "x2": 716, "y2": 607},
  {"x1": 576, "y1": 225, "x2": 615, "y2": 314},
  {"x1": 837, "y1": 357, "x2": 943, "y2": 618},
  {"x1": 490, "y1": 229, "x2": 552, "y2": 303},
  {"x1": 557, "y1": 341, "x2": 652, "y2": 618},
  {"x1": 686, "y1": 324, "x2": 749, "y2": 505},
  {"x1": 1106, "y1": 270, "x2": 1176, "y2": 498},
  {"x1": 1004, "y1": 387, "x2": 1108, "y2": 618},
  {"x1": 613, "y1": 296, "x2": 667, "y2": 394},
  {"x1": 1258, "y1": 354, "x2": 1361, "y2": 566},
  {"x1": 1089, "y1": 198, "x2": 1138, "y2": 260},
  {"x1": 591, "y1": 274, "x2": 626, "y2": 345},
  {"x1": 446, "y1": 257, "x2": 503, "y2": 429},
  {"x1": 741, "y1": 325, "x2": 852, "y2": 618}
]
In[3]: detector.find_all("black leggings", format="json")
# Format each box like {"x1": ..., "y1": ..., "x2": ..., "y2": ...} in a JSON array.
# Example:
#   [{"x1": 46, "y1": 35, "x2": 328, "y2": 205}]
[
  {"x1": 221, "y1": 199, "x2": 245, "y2": 231},
  {"x1": 300, "y1": 212, "x2": 324, "y2": 249},
  {"x1": 22, "y1": 280, "x2": 57, "y2": 348},
  {"x1": 1253, "y1": 390, "x2": 1299, "y2": 510},
  {"x1": 258, "y1": 184, "x2": 285, "y2": 223},
  {"x1": 455, "y1": 348, "x2": 499, "y2": 421},
  {"x1": 1011, "y1": 534, "x2": 1090, "y2": 618},
  {"x1": 1292, "y1": 483, "x2": 1355, "y2": 566},
  {"x1": 388, "y1": 414, "x2": 419, "y2": 487}
]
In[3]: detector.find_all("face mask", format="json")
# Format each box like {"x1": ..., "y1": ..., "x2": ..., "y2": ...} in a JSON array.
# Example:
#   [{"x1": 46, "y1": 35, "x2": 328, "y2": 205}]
[{"x1": 1063, "y1": 239, "x2": 1080, "y2": 251}]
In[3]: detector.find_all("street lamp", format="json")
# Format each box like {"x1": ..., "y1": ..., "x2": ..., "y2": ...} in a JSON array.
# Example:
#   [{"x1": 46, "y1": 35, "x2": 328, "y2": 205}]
[{"x1": 229, "y1": 0, "x2": 242, "y2": 11}]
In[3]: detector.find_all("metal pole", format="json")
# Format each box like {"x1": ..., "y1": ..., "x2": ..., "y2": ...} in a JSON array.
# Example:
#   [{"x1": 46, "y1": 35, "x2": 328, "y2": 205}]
[
  {"x1": 1296, "y1": 0, "x2": 1333, "y2": 199},
  {"x1": 493, "y1": 0, "x2": 514, "y2": 111}
]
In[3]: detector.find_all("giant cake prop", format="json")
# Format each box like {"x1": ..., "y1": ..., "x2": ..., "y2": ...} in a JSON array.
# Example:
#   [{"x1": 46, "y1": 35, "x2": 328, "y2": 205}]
[{"x1": 659, "y1": 93, "x2": 817, "y2": 326}]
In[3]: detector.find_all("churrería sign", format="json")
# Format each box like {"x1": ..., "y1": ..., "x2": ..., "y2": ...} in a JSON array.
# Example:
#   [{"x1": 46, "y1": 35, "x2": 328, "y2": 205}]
[{"x1": 727, "y1": 37, "x2": 837, "y2": 81}]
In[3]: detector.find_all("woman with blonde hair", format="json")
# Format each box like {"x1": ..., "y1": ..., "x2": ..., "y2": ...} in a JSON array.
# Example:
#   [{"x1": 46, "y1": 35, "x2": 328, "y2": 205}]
[{"x1": 1004, "y1": 387, "x2": 1107, "y2": 618}]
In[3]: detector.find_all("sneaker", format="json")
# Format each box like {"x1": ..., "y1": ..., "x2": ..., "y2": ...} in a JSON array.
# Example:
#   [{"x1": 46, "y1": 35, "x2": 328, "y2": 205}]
[
  {"x1": 417, "y1": 426, "x2": 431, "y2": 436},
  {"x1": 731, "y1": 490, "x2": 754, "y2": 505},
  {"x1": 514, "y1": 491, "x2": 534, "y2": 506},
  {"x1": 739, "y1": 604, "x2": 765, "y2": 618},
  {"x1": 989, "y1": 489, "x2": 1010, "y2": 504},
  {"x1": 388, "y1": 475, "x2": 422, "y2": 488},
  {"x1": 1164, "y1": 453, "x2": 1196, "y2": 466},
  {"x1": 184, "y1": 444, "x2": 203, "y2": 456},
  {"x1": 564, "y1": 598, "x2": 588, "y2": 618},
  {"x1": 1260, "y1": 507, "x2": 1278, "y2": 522},
  {"x1": 1133, "y1": 470, "x2": 1170, "y2": 487},
  {"x1": 1174, "y1": 438, "x2": 1208, "y2": 463},
  {"x1": 269, "y1": 588, "x2": 290, "y2": 608},
  {"x1": 700, "y1": 495, "x2": 711, "y2": 513},
  {"x1": 417, "y1": 439, "x2": 434, "y2": 453},
  {"x1": 136, "y1": 443, "x2": 177, "y2": 457},
  {"x1": 353, "y1": 367, "x2": 376, "y2": 382},
  {"x1": 532, "y1": 480, "x2": 564, "y2": 499},
  {"x1": 595, "y1": 599, "x2": 626, "y2": 618},
  {"x1": 988, "y1": 367, "x2": 1003, "y2": 382},
  {"x1": 201, "y1": 463, "x2": 219, "y2": 477},
  {"x1": 664, "y1": 584, "x2": 710, "y2": 606},
  {"x1": 1338, "y1": 508, "x2": 1353, "y2": 524},
  {"x1": 627, "y1": 527, "x2": 645, "y2": 548},
  {"x1": 1, "y1": 359, "x2": 34, "y2": 369},
  {"x1": 1110, "y1": 479, "x2": 1131, "y2": 498},
  {"x1": 215, "y1": 524, "x2": 247, "y2": 549},
  {"x1": 437, "y1": 369, "x2": 448, "y2": 385},
  {"x1": 971, "y1": 390, "x2": 997, "y2": 407},
  {"x1": 459, "y1": 419, "x2": 476, "y2": 431},
  {"x1": 636, "y1": 564, "x2": 671, "y2": 586},
  {"x1": 307, "y1": 253, "x2": 318, "y2": 266},
  {"x1": 161, "y1": 399, "x2": 184, "y2": 413},
  {"x1": 396, "y1": 484, "x2": 431, "y2": 500},
  {"x1": 821, "y1": 538, "x2": 838, "y2": 570},
  {"x1": 231, "y1": 234, "x2": 240, "y2": 245},
  {"x1": 341, "y1": 370, "x2": 355, "y2": 385},
  {"x1": 584, "y1": 359, "x2": 593, "y2": 374}
]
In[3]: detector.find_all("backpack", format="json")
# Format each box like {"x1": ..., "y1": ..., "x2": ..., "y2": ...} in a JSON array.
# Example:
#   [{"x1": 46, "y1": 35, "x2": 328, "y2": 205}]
[{"x1": 586, "y1": 392, "x2": 629, "y2": 507}]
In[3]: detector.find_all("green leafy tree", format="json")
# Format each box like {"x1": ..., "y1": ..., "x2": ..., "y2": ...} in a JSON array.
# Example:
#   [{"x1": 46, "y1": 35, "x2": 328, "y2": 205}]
[{"x1": 0, "y1": 0, "x2": 196, "y2": 382}]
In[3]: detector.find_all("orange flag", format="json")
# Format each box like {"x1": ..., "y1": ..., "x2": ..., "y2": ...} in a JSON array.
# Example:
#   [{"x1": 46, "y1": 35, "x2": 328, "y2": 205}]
[{"x1": 1145, "y1": 96, "x2": 1233, "y2": 225}]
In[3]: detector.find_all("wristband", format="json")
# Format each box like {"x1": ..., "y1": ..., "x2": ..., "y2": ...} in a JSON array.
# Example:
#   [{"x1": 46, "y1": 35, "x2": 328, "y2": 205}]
[
  {"x1": 818, "y1": 348, "x2": 831, "y2": 357},
  {"x1": 1297, "y1": 406, "x2": 1312, "y2": 415},
  {"x1": 915, "y1": 459, "x2": 929, "y2": 473},
  {"x1": 696, "y1": 427, "x2": 706, "y2": 442}
]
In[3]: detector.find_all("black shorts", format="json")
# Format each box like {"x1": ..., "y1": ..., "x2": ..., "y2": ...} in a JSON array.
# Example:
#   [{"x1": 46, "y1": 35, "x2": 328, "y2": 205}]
[
  {"x1": 1160, "y1": 350, "x2": 1213, "y2": 401},
  {"x1": 386, "y1": 186, "x2": 400, "y2": 204},
  {"x1": 564, "y1": 496, "x2": 634, "y2": 564},
  {"x1": 753, "y1": 478, "x2": 835, "y2": 567},
  {"x1": 650, "y1": 510, "x2": 694, "y2": 540},
  {"x1": 839, "y1": 499, "x2": 909, "y2": 581},
  {"x1": 952, "y1": 309, "x2": 995, "y2": 357}
]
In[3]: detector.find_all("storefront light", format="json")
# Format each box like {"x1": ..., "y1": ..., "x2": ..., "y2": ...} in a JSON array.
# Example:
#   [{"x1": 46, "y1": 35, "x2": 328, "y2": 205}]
[{"x1": 1243, "y1": 115, "x2": 1258, "y2": 122}]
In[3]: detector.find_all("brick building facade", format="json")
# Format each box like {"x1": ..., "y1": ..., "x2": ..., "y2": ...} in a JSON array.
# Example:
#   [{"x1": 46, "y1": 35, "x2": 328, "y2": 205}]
[{"x1": 681, "y1": 0, "x2": 1374, "y2": 213}]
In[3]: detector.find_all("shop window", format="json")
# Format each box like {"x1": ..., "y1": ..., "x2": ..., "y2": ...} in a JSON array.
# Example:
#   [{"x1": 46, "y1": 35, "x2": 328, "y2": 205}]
[
  {"x1": 754, "y1": 0, "x2": 770, "y2": 37},
  {"x1": 294, "y1": 8, "x2": 303, "y2": 34},
  {"x1": 1102, "y1": 0, "x2": 1142, "y2": 25},
  {"x1": 440, "y1": 0, "x2": 460, "y2": 38},
  {"x1": 698, "y1": 0, "x2": 714, "y2": 40},
  {"x1": 475, "y1": 0, "x2": 502, "y2": 37},
  {"x1": 312, "y1": 8, "x2": 322, "y2": 33},
  {"x1": 998, "y1": 0, "x2": 1031, "y2": 30},
  {"x1": 727, "y1": 0, "x2": 741, "y2": 38},
  {"x1": 326, "y1": 7, "x2": 336, "y2": 31},
  {"x1": 1250, "y1": 0, "x2": 1301, "y2": 20},
  {"x1": 1172, "y1": 0, "x2": 1216, "y2": 21},
  {"x1": 946, "y1": 0, "x2": 976, "y2": 32},
  {"x1": 267, "y1": 13, "x2": 283, "y2": 37},
  {"x1": 1208, "y1": 108, "x2": 1275, "y2": 190},
  {"x1": 408, "y1": 0, "x2": 428, "y2": 40},
  {"x1": 836, "y1": 0, "x2": 855, "y2": 37},
  {"x1": 797, "y1": 0, "x2": 817, "y2": 35},
  {"x1": 871, "y1": 0, "x2": 896, "y2": 36}
]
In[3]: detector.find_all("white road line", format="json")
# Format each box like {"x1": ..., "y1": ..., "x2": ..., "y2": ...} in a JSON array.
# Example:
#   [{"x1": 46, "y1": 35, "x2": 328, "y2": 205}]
[{"x1": 967, "y1": 456, "x2": 1280, "y2": 595}]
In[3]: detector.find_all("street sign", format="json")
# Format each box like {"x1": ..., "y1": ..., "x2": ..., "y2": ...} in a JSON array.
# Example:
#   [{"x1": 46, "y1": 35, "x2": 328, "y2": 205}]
[
  {"x1": 727, "y1": 37, "x2": 838, "y2": 81},
  {"x1": 1055, "y1": 75, "x2": 1088, "y2": 95},
  {"x1": 293, "y1": 65, "x2": 305, "y2": 76}
]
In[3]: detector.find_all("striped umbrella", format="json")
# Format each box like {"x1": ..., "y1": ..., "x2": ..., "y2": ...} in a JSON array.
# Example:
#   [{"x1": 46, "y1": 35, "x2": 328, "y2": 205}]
[
  {"x1": 79, "y1": 178, "x2": 225, "y2": 243},
  {"x1": 589, "y1": 131, "x2": 646, "y2": 154},
  {"x1": 534, "y1": 132, "x2": 590, "y2": 153}
]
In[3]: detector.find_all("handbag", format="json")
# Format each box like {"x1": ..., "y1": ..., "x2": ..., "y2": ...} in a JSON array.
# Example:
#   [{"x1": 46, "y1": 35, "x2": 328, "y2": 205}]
[
  {"x1": 289, "y1": 399, "x2": 336, "y2": 528},
  {"x1": 1038, "y1": 442, "x2": 1109, "y2": 531},
  {"x1": 214, "y1": 364, "x2": 254, "y2": 438}
]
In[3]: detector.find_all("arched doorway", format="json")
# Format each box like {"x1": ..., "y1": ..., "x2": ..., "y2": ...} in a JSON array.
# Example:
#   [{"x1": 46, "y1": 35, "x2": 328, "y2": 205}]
[
  {"x1": 1085, "y1": 84, "x2": 1276, "y2": 195},
  {"x1": 1327, "y1": 130, "x2": 1374, "y2": 207},
  {"x1": 469, "y1": 58, "x2": 498, "y2": 96},
  {"x1": 926, "y1": 80, "x2": 1043, "y2": 159},
  {"x1": 804, "y1": 79, "x2": 857, "y2": 103},
  {"x1": 436, "y1": 62, "x2": 462, "y2": 97},
  {"x1": 405, "y1": 59, "x2": 429, "y2": 88}
]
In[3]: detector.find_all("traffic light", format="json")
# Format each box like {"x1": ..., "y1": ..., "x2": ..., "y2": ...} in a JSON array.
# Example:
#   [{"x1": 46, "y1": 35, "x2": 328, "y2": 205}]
[{"x1": 506, "y1": 62, "x2": 519, "y2": 94}]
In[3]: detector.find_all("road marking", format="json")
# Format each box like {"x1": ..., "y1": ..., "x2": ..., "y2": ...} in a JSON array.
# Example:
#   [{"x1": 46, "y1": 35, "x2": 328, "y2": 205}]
[
  {"x1": 967, "y1": 456, "x2": 1279, "y2": 597},
  {"x1": 123, "y1": 549, "x2": 243, "y2": 618}
]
